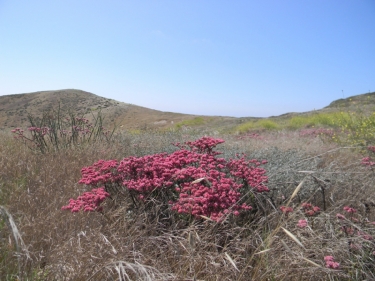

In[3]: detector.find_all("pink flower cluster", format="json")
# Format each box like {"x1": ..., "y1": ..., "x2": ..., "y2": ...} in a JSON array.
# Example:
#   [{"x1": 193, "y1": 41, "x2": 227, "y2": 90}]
[
  {"x1": 61, "y1": 187, "x2": 110, "y2": 212},
  {"x1": 297, "y1": 219, "x2": 308, "y2": 228},
  {"x1": 361, "y1": 146, "x2": 375, "y2": 166},
  {"x1": 280, "y1": 206, "x2": 293, "y2": 214},
  {"x1": 63, "y1": 137, "x2": 269, "y2": 221},
  {"x1": 336, "y1": 206, "x2": 357, "y2": 221},
  {"x1": 301, "y1": 202, "x2": 320, "y2": 216},
  {"x1": 324, "y1": 256, "x2": 340, "y2": 269},
  {"x1": 343, "y1": 206, "x2": 357, "y2": 214},
  {"x1": 361, "y1": 157, "x2": 375, "y2": 167},
  {"x1": 79, "y1": 160, "x2": 120, "y2": 186},
  {"x1": 184, "y1": 137, "x2": 225, "y2": 154}
]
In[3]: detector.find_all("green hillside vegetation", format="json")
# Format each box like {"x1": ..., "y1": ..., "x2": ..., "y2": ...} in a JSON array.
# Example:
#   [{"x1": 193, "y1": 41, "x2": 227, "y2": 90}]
[{"x1": 175, "y1": 116, "x2": 207, "y2": 129}]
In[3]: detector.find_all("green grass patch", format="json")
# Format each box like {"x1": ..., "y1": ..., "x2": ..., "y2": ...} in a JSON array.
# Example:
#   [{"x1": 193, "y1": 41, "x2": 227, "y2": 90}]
[
  {"x1": 286, "y1": 112, "x2": 351, "y2": 129},
  {"x1": 175, "y1": 117, "x2": 206, "y2": 129},
  {"x1": 233, "y1": 119, "x2": 279, "y2": 133}
]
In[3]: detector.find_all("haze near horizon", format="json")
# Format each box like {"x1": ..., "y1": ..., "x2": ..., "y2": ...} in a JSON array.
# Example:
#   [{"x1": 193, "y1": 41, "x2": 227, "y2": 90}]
[{"x1": 0, "y1": 1, "x2": 374, "y2": 117}]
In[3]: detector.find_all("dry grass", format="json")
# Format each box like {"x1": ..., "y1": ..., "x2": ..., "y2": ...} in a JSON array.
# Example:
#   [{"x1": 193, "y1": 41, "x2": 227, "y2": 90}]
[{"x1": 1, "y1": 129, "x2": 375, "y2": 280}]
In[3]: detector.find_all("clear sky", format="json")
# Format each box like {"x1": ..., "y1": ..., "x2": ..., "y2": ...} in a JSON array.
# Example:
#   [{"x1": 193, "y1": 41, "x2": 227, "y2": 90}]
[{"x1": 0, "y1": 1, "x2": 374, "y2": 117}]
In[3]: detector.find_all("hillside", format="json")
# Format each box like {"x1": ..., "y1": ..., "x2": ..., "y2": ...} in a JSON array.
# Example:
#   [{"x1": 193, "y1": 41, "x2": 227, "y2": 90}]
[
  {"x1": 0, "y1": 89, "x2": 235, "y2": 131},
  {"x1": 1, "y1": 89, "x2": 374, "y2": 132},
  {"x1": 325, "y1": 91, "x2": 375, "y2": 109}
]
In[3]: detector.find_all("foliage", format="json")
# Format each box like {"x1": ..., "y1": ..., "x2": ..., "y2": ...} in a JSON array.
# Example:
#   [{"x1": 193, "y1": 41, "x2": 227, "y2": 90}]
[
  {"x1": 286, "y1": 112, "x2": 347, "y2": 129},
  {"x1": 331, "y1": 111, "x2": 375, "y2": 146},
  {"x1": 175, "y1": 117, "x2": 206, "y2": 129},
  {"x1": 234, "y1": 119, "x2": 279, "y2": 133}
]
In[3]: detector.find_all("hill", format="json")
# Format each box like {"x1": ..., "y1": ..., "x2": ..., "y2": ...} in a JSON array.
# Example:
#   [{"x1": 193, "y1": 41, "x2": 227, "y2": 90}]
[
  {"x1": 0, "y1": 89, "x2": 238, "y2": 131},
  {"x1": 1, "y1": 89, "x2": 374, "y2": 132}
]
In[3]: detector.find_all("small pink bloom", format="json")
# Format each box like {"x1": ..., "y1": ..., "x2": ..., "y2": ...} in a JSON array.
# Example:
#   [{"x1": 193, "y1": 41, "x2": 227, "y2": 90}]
[
  {"x1": 280, "y1": 206, "x2": 293, "y2": 214},
  {"x1": 297, "y1": 219, "x2": 308, "y2": 228},
  {"x1": 324, "y1": 256, "x2": 339, "y2": 269},
  {"x1": 324, "y1": 256, "x2": 334, "y2": 262},
  {"x1": 343, "y1": 206, "x2": 357, "y2": 213},
  {"x1": 326, "y1": 261, "x2": 340, "y2": 269}
]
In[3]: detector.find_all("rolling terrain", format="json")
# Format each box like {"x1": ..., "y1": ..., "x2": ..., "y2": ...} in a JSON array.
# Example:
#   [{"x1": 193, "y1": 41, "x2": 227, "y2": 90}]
[{"x1": 0, "y1": 89, "x2": 374, "y2": 132}]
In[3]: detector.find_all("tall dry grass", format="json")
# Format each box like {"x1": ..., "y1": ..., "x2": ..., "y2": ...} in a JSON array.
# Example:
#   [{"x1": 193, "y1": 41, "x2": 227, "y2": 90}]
[{"x1": 1, "y1": 129, "x2": 375, "y2": 280}]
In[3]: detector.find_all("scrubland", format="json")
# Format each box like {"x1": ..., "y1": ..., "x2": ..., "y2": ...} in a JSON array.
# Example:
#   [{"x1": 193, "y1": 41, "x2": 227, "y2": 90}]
[{"x1": 1, "y1": 110, "x2": 375, "y2": 281}]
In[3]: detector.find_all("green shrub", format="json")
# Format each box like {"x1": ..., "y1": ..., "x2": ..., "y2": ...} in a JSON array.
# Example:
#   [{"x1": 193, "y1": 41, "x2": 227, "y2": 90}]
[
  {"x1": 233, "y1": 119, "x2": 279, "y2": 133},
  {"x1": 257, "y1": 119, "x2": 279, "y2": 130},
  {"x1": 287, "y1": 112, "x2": 346, "y2": 129},
  {"x1": 234, "y1": 121, "x2": 256, "y2": 133},
  {"x1": 287, "y1": 116, "x2": 312, "y2": 129},
  {"x1": 331, "y1": 111, "x2": 375, "y2": 146}
]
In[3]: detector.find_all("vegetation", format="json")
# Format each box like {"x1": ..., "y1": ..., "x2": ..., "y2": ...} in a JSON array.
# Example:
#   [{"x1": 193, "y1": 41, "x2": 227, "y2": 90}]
[
  {"x1": 11, "y1": 105, "x2": 115, "y2": 153},
  {"x1": 2, "y1": 100, "x2": 375, "y2": 280},
  {"x1": 233, "y1": 119, "x2": 279, "y2": 133},
  {"x1": 175, "y1": 117, "x2": 207, "y2": 129}
]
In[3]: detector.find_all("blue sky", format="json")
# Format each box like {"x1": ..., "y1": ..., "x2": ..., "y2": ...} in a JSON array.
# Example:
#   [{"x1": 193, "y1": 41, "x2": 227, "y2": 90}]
[{"x1": 0, "y1": 1, "x2": 374, "y2": 117}]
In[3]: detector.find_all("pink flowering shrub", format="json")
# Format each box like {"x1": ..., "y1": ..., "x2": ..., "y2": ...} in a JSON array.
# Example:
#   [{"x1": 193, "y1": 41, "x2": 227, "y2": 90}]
[{"x1": 62, "y1": 137, "x2": 269, "y2": 222}]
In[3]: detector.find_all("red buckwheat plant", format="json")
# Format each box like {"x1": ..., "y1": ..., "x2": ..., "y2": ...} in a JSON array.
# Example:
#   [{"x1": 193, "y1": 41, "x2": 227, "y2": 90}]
[{"x1": 62, "y1": 137, "x2": 269, "y2": 222}]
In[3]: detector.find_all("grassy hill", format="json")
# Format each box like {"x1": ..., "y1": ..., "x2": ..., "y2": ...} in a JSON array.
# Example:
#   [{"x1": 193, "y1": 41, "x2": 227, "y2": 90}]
[
  {"x1": 0, "y1": 89, "x2": 222, "y2": 131},
  {"x1": 1, "y1": 89, "x2": 375, "y2": 133}
]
